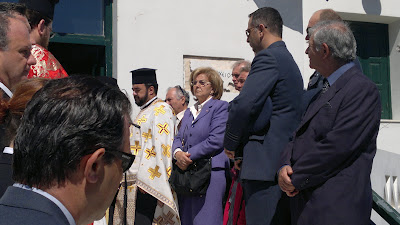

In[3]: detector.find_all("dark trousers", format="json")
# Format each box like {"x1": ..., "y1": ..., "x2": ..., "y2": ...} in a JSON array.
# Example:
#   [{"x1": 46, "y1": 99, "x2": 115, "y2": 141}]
[
  {"x1": 135, "y1": 191, "x2": 158, "y2": 225},
  {"x1": 242, "y1": 180, "x2": 290, "y2": 225}
]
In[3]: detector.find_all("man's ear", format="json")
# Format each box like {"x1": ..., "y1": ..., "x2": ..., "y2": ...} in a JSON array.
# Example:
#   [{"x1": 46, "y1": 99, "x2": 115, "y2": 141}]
[
  {"x1": 321, "y1": 43, "x2": 331, "y2": 59},
  {"x1": 84, "y1": 148, "x2": 106, "y2": 184},
  {"x1": 37, "y1": 19, "x2": 47, "y2": 36},
  {"x1": 148, "y1": 85, "x2": 155, "y2": 95}
]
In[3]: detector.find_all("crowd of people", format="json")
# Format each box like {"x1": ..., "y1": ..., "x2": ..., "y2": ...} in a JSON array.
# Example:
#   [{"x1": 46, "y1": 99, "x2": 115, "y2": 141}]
[{"x1": 0, "y1": 1, "x2": 382, "y2": 225}]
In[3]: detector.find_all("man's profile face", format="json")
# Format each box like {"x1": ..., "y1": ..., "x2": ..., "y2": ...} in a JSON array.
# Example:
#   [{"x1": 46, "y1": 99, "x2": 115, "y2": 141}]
[
  {"x1": 231, "y1": 65, "x2": 241, "y2": 91},
  {"x1": 246, "y1": 17, "x2": 262, "y2": 54},
  {"x1": 93, "y1": 116, "x2": 131, "y2": 220},
  {"x1": 0, "y1": 18, "x2": 36, "y2": 89},
  {"x1": 165, "y1": 88, "x2": 184, "y2": 114},
  {"x1": 306, "y1": 12, "x2": 320, "y2": 41},
  {"x1": 305, "y1": 36, "x2": 323, "y2": 71},
  {"x1": 236, "y1": 71, "x2": 249, "y2": 91},
  {"x1": 132, "y1": 83, "x2": 149, "y2": 107}
]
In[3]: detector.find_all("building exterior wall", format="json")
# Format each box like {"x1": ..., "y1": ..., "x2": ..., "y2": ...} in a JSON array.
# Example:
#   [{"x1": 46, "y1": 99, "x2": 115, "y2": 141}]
[{"x1": 113, "y1": 1, "x2": 400, "y2": 223}]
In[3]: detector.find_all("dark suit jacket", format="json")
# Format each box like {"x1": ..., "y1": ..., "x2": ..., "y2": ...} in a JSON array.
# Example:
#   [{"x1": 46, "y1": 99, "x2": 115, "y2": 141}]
[
  {"x1": 280, "y1": 66, "x2": 381, "y2": 224},
  {"x1": 224, "y1": 41, "x2": 303, "y2": 181},
  {"x1": 0, "y1": 186, "x2": 70, "y2": 225},
  {"x1": 172, "y1": 98, "x2": 229, "y2": 169},
  {"x1": 0, "y1": 152, "x2": 13, "y2": 198},
  {"x1": 301, "y1": 58, "x2": 363, "y2": 115}
]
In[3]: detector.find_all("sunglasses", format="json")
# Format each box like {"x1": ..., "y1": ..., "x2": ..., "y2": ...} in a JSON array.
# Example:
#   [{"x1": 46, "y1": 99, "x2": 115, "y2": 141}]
[{"x1": 106, "y1": 149, "x2": 135, "y2": 172}]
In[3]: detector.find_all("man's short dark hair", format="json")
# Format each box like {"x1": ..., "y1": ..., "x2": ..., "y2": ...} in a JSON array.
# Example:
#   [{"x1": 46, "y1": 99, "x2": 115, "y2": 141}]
[
  {"x1": 13, "y1": 76, "x2": 132, "y2": 189},
  {"x1": 0, "y1": 12, "x2": 13, "y2": 50},
  {"x1": 144, "y1": 83, "x2": 158, "y2": 94},
  {"x1": 0, "y1": 2, "x2": 27, "y2": 16},
  {"x1": 249, "y1": 7, "x2": 283, "y2": 37},
  {"x1": 25, "y1": 8, "x2": 51, "y2": 28}
]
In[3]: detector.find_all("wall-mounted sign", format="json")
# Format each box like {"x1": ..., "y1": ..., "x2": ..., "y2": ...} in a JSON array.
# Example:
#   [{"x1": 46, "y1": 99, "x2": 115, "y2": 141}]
[{"x1": 183, "y1": 55, "x2": 243, "y2": 95}]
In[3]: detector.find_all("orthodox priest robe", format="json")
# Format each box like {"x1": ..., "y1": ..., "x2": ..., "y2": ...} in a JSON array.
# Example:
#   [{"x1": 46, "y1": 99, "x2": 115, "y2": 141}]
[{"x1": 112, "y1": 97, "x2": 180, "y2": 225}]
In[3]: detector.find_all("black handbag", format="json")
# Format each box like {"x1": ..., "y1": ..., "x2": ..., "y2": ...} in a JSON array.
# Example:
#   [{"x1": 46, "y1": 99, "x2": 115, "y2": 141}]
[
  {"x1": 169, "y1": 157, "x2": 212, "y2": 196},
  {"x1": 169, "y1": 125, "x2": 212, "y2": 196}
]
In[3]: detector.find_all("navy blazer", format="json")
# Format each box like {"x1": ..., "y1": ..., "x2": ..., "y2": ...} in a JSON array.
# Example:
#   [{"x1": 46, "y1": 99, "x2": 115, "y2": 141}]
[
  {"x1": 0, "y1": 152, "x2": 13, "y2": 198},
  {"x1": 224, "y1": 41, "x2": 303, "y2": 181},
  {"x1": 172, "y1": 98, "x2": 229, "y2": 169},
  {"x1": 0, "y1": 186, "x2": 70, "y2": 225},
  {"x1": 280, "y1": 66, "x2": 381, "y2": 224}
]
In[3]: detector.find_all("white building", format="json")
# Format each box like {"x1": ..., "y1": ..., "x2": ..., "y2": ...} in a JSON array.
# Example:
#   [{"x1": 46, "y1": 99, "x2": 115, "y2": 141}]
[{"x1": 45, "y1": 0, "x2": 400, "y2": 224}]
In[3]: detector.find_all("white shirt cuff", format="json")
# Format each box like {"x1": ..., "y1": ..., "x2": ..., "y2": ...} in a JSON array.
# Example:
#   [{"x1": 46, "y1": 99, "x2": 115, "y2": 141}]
[{"x1": 173, "y1": 148, "x2": 183, "y2": 160}]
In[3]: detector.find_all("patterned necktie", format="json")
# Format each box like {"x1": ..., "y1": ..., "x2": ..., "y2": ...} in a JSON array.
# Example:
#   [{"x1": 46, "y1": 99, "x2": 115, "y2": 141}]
[{"x1": 321, "y1": 78, "x2": 330, "y2": 94}]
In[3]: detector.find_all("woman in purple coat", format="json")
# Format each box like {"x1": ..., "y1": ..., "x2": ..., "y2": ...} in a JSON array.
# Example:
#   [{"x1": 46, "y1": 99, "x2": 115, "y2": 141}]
[{"x1": 172, "y1": 67, "x2": 229, "y2": 225}]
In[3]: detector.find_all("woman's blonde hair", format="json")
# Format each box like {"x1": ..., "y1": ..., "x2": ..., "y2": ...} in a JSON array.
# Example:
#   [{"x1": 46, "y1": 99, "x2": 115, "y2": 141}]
[{"x1": 189, "y1": 67, "x2": 223, "y2": 100}]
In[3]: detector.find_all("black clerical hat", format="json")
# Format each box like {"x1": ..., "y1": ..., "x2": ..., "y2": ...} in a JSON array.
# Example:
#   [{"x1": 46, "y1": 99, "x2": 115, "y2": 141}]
[
  {"x1": 19, "y1": 0, "x2": 59, "y2": 20},
  {"x1": 131, "y1": 68, "x2": 157, "y2": 85}
]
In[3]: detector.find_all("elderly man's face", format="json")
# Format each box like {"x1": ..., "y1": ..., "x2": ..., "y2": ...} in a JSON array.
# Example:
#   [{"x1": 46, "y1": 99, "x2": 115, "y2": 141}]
[
  {"x1": 0, "y1": 18, "x2": 36, "y2": 89},
  {"x1": 305, "y1": 36, "x2": 323, "y2": 71},
  {"x1": 306, "y1": 11, "x2": 321, "y2": 41},
  {"x1": 165, "y1": 88, "x2": 185, "y2": 114},
  {"x1": 231, "y1": 65, "x2": 241, "y2": 91},
  {"x1": 236, "y1": 71, "x2": 249, "y2": 92}
]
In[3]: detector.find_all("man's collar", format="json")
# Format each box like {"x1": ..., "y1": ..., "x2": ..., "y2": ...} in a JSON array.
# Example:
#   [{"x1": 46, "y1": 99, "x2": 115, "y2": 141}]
[
  {"x1": 13, "y1": 183, "x2": 76, "y2": 225},
  {"x1": 176, "y1": 109, "x2": 186, "y2": 121},
  {"x1": 326, "y1": 61, "x2": 355, "y2": 86},
  {"x1": 0, "y1": 81, "x2": 13, "y2": 98},
  {"x1": 140, "y1": 96, "x2": 158, "y2": 110}
]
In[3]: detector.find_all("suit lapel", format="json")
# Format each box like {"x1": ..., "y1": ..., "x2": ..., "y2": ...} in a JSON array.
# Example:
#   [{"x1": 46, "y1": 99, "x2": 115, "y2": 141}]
[
  {"x1": 297, "y1": 66, "x2": 359, "y2": 131},
  {"x1": 192, "y1": 99, "x2": 214, "y2": 124}
]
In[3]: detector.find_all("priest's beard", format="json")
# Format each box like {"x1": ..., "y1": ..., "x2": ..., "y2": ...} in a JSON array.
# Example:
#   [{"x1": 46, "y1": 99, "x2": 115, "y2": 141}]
[{"x1": 134, "y1": 92, "x2": 149, "y2": 107}]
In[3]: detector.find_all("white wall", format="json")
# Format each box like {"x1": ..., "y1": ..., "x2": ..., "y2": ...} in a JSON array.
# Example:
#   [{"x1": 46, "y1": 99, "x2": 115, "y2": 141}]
[
  {"x1": 113, "y1": 2, "x2": 400, "y2": 222},
  {"x1": 114, "y1": 0, "x2": 306, "y2": 116}
]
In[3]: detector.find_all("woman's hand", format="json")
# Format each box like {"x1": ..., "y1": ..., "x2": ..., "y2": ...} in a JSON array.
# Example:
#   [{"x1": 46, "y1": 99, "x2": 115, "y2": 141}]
[{"x1": 175, "y1": 151, "x2": 193, "y2": 170}]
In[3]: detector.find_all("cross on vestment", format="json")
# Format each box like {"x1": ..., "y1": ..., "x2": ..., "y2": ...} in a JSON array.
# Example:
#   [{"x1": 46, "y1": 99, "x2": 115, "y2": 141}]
[
  {"x1": 166, "y1": 166, "x2": 172, "y2": 177},
  {"x1": 157, "y1": 123, "x2": 170, "y2": 135},
  {"x1": 162, "y1": 211, "x2": 175, "y2": 224},
  {"x1": 154, "y1": 105, "x2": 166, "y2": 116},
  {"x1": 137, "y1": 115, "x2": 147, "y2": 125},
  {"x1": 161, "y1": 144, "x2": 171, "y2": 157},
  {"x1": 131, "y1": 141, "x2": 141, "y2": 155},
  {"x1": 145, "y1": 147, "x2": 156, "y2": 159},
  {"x1": 142, "y1": 129, "x2": 152, "y2": 142},
  {"x1": 148, "y1": 165, "x2": 161, "y2": 180}
]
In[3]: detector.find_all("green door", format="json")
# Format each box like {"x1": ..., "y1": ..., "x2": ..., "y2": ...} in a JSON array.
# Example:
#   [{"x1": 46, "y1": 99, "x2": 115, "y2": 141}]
[{"x1": 348, "y1": 21, "x2": 392, "y2": 119}]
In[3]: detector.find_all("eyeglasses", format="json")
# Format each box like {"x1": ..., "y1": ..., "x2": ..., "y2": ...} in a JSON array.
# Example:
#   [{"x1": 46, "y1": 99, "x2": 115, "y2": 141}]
[
  {"x1": 106, "y1": 149, "x2": 135, "y2": 173},
  {"x1": 190, "y1": 80, "x2": 211, "y2": 87},
  {"x1": 232, "y1": 73, "x2": 240, "y2": 78},
  {"x1": 245, "y1": 27, "x2": 256, "y2": 37},
  {"x1": 245, "y1": 24, "x2": 267, "y2": 37},
  {"x1": 306, "y1": 27, "x2": 311, "y2": 39}
]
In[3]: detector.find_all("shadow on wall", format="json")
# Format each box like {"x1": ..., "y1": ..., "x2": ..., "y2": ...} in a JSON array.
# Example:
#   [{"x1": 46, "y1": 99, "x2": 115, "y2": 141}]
[
  {"x1": 253, "y1": 0, "x2": 303, "y2": 34},
  {"x1": 362, "y1": 0, "x2": 382, "y2": 15}
]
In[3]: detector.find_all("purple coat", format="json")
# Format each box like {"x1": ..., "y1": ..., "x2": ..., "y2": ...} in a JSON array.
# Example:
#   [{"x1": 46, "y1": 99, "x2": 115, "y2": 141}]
[
  {"x1": 172, "y1": 98, "x2": 229, "y2": 169},
  {"x1": 172, "y1": 98, "x2": 229, "y2": 225}
]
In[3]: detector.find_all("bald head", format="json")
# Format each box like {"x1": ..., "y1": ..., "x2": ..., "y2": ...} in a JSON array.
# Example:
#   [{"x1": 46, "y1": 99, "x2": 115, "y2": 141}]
[{"x1": 306, "y1": 9, "x2": 343, "y2": 40}]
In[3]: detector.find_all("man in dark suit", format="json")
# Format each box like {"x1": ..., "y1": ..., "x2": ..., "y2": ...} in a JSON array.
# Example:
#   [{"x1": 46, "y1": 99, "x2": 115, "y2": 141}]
[
  {"x1": 301, "y1": 9, "x2": 363, "y2": 114},
  {"x1": 0, "y1": 76, "x2": 135, "y2": 225},
  {"x1": 224, "y1": 7, "x2": 303, "y2": 225},
  {"x1": 278, "y1": 21, "x2": 381, "y2": 224}
]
